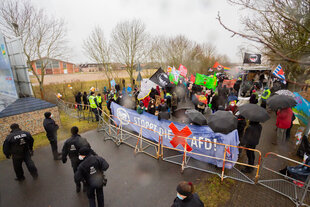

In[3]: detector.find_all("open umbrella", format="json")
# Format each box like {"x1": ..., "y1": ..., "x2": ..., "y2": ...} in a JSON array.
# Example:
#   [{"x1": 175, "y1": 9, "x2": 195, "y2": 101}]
[
  {"x1": 275, "y1": 89, "x2": 295, "y2": 98},
  {"x1": 267, "y1": 95, "x2": 297, "y2": 110},
  {"x1": 238, "y1": 103, "x2": 270, "y2": 123},
  {"x1": 175, "y1": 101, "x2": 195, "y2": 111},
  {"x1": 207, "y1": 111, "x2": 237, "y2": 134},
  {"x1": 185, "y1": 109, "x2": 208, "y2": 126}
]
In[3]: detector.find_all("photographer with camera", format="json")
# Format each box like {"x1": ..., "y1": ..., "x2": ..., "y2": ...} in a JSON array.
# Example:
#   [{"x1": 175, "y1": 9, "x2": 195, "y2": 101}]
[{"x1": 74, "y1": 147, "x2": 109, "y2": 207}]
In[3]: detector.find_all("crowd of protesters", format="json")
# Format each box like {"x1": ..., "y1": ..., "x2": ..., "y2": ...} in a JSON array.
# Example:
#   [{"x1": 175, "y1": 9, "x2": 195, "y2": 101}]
[{"x1": 71, "y1": 72, "x2": 302, "y2": 174}]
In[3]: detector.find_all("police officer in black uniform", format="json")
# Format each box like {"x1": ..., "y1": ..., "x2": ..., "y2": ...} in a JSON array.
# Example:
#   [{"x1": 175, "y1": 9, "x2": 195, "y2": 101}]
[
  {"x1": 2, "y1": 123, "x2": 38, "y2": 181},
  {"x1": 43, "y1": 112, "x2": 61, "y2": 160},
  {"x1": 62, "y1": 126, "x2": 96, "y2": 192},
  {"x1": 75, "y1": 147, "x2": 109, "y2": 207}
]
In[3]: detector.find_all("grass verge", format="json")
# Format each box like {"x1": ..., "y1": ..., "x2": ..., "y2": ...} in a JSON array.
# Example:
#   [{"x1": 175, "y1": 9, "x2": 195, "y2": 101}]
[
  {"x1": 0, "y1": 111, "x2": 98, "y2": 161},
  {"x1": 196, "y1": 175, "x2": 235, "y2": 207}
]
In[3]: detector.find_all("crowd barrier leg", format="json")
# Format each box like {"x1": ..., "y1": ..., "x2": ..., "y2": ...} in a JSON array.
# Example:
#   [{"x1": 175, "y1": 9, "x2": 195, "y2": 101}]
[{"x1": 221, "y1": 147, "x2": 227, "y2": 182}]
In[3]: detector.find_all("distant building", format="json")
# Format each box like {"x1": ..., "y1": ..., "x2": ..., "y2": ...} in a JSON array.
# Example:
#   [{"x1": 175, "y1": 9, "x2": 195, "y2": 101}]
[
  {"x1": 79, "y1": 63, "x2": 104, "y2": 72},
  {"x1": 31, "y1": 58, "x2": 79, "y2": 75},
  {"x1": 79, "y1": 63, "x2": 127, "y2": 72},
  {"x1": 78, "y1": 63, "x2": 151, "y2": 72}
]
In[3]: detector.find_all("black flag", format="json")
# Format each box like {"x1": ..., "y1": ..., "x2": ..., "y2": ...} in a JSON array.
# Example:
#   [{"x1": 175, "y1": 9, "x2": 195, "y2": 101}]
[
  {"x1": 149, "y1": 68, "x2": 170, "y2": 88},
  {"x1": 243, "y1": 53, "x2": 262, "y2": 64}
]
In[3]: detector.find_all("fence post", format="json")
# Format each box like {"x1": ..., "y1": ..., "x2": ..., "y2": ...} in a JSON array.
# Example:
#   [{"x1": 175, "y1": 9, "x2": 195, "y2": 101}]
[
  {"x1": 255, "y1": 152, "x2": 262, "y2": 183},
  {"x1": 181, "y1": 139, "x2": 188, "y2": 173},
  {"x1": 221, "y1": 146, "x2": 227, "y2": 182},
  {"x1": 157, "y1": 135, "x2": 161, "y2": 159}
]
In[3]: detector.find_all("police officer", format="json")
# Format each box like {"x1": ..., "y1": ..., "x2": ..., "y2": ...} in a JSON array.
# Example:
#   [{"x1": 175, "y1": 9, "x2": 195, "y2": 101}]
[
  {"x1": 3, "y1": 123, "x2": 38, "y2": 181},
  {"x1": 75, "y1": 147, "x2": 109, "y2": 207},
  {"x1": 261, "y1": 87, "x2": 271, "y2": 108},
  {"x1": 96, "y1": 93, "x2": 103, "y2": 116},
  {"x1": 43, "y1": 112, "x2": 61, "y2": 160},
  {"x1": 62, "y1": 126, "x2": 96, "y2": 192},
  {"x1": 89, "y1": 92, "x2": 99, "y2": 121}
]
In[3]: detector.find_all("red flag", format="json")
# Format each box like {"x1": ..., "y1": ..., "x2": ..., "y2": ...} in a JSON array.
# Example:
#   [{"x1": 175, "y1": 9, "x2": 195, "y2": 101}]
[
  {"x1": 178, "y1": 64, "x2": 188, "y2": 77},
  {"x1": 212, "y1": 62, "x2": 224, "y2": 70},
  {"x1": 190, "y1": 74, "x2": 195, "y2": 83}
]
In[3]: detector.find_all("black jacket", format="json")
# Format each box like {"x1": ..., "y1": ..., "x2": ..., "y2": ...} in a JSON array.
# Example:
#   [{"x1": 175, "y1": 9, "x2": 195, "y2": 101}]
[
  {"x1": 43, "y1": 118, "x2": 59, "y2": 141},
  {"x1": 158, "y1": 105, "x2": 170, "y2": 120},
  {"x1": 171, "y1": 193, "x2": 204, "y2": 207},
  {"x1": 83, "y1": 94, "x2": 88, "y2": 104},
  {"x1": 62, "y1": 134, "x2": 94, "y2": 161},
  {"x1": 75, "y1": 93, "x2": 82, "y2": 104},
  {"x1": 75, "y1": 155, "x2": 109, "y2": 188},
  {"x1": 243, "y1": 122, "x2": 262, "y2": 146},
  {"x1": 3, "y1": 129, "x2": 34, "y2": 158},
  {"x1": 237, "y1": 116, "x2": 246, "y2": 144}
]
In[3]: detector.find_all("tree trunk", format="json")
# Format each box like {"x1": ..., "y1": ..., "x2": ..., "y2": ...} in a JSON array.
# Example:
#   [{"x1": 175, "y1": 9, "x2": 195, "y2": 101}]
[{"x1": 39, "y1": 81, "x2": 44, "y2": 99}]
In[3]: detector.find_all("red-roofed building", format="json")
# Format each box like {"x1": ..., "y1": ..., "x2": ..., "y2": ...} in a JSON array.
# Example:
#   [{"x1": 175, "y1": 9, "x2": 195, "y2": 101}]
[{"x1": 31, "y1": 58, "x2": 79, "y2": 75}]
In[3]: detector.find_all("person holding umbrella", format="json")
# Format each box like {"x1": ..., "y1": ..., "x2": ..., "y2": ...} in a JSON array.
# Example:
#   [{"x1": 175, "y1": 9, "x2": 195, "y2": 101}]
[
  {"x1": 237, "y1": 104, "x2": 270, "y2": 173},
  {"x1": 275, "y1": 107, "x2": 293, "y2": 144},
  {"x1": 266, "y1": 95, "x2": 296, "y2": 144},
  {"x1": 241, "y1": 121, "x2": 262, "y2": 173}
]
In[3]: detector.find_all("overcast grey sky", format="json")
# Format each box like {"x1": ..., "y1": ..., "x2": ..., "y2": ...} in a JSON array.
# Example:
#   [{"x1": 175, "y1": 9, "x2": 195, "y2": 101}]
[{"x1": 31, "y1": 0, "x2": 251, "y2": 64}]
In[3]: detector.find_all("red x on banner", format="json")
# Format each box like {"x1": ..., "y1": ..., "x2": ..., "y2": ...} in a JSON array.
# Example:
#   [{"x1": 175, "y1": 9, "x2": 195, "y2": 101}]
[{"x1": 169, "y1": 123, "x2": 193, "y2": 152}]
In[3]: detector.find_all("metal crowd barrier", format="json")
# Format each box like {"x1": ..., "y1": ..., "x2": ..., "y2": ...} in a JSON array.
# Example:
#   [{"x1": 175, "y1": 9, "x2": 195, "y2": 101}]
[
  {"x1": 97, "y1": 109, "x2": 161, "y2": 159},
  {"x1": 95, "y1": 106, "x2": 260, "y2": 184},
  {"x1": 57, "y1": 98, "x2": 310, "y2": 203},
  {"x1": 56, "y1": 98, "x2": 97, "y2": 122},
  {"x1": 258, "y1": 152, "x2": 310, "y2": 207},
  {"x1": 160, "y1": 134, "x2": 261, "y2": 184}
]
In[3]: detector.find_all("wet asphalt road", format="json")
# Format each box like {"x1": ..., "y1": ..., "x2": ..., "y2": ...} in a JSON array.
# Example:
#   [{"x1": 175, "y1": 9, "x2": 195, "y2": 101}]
[
  {"x1": 0, "y1": 130, "x2": 205, "y2": 207},
  {"x1": 0, "y1": 112, "x2": 298, "y2": 207}
]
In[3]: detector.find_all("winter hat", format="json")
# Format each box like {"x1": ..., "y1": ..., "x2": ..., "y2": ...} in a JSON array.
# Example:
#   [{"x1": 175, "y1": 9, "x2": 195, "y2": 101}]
[
  {"x1": 44, "y1": 112, "x2": 51, "y2": 118},
  {"x1": 79, "y1": 147, "x2": 91, "y2": 156}
]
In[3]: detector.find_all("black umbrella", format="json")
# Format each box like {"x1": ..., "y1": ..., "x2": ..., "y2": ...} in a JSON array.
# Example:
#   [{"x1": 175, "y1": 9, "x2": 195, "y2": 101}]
[
  {"x1": 267, "y1": 95, "x2": 297, "y2": 110},
  {"x1": 207, "y1": 111, "x2": 237, "y2": 134},
  {"x1": 175, "y1": 101, "x2": 195, "y2": 111},
  {"x1": 238, "y1": 104, "x2": 270, "y2": 123},
  {"x1": 185, "y1": 109, "x2": 208, "y2": 126}
]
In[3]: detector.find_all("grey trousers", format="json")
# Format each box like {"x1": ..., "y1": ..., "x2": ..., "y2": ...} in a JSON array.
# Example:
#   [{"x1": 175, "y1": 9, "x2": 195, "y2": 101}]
[{"x1": 277, "y1": 128, "x2": 287, "y2": 144}]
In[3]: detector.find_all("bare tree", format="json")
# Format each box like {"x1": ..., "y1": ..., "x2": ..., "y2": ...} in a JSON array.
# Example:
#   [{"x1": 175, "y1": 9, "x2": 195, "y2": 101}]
[
  {"x1": 165, "y1": 35, "x2": 194, "y2": 67},
  {"x1": 149, "y1": 36, "x2": 168, "y2": 69},
  {"x1": 0, "y1": 0, "x2": 67, "y2": 99},
  {"x1": 83, "y1": 26, "x2": 112, "y2": 83},
  {"x1": 217, "y1": 0, "x2": 310, "y2": 81},
  {"x1": 111, "y1": 19, "x2": 149, "y2": 84}
]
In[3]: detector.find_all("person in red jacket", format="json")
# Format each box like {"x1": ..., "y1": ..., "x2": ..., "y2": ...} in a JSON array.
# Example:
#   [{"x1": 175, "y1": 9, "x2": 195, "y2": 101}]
[{"x1": 275, "y1": 108, "x2": 293, "y2": 144}]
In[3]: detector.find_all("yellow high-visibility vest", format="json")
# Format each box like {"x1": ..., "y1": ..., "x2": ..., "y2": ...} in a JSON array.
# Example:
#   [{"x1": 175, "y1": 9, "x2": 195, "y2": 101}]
[
  {"x1": 88, "y1": 95, "x2": 97, "y2": 108},
  {"x1": 262, "y1": 89, "x2": 271, "y2": 100},
  {"x1": 96, "y1": 96, "x2": 102, "y2": 104}
]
